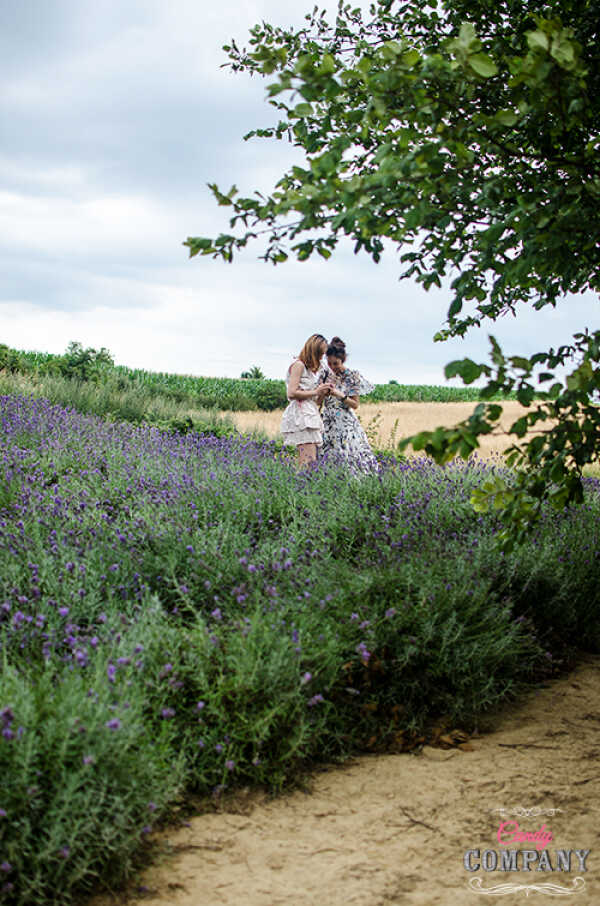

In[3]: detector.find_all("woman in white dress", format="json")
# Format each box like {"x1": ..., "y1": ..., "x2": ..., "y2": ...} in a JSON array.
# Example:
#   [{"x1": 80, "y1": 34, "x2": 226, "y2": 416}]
[
  {"x1": 319, "y1": 337, "x2": 379, "y2": 474},
  {"x1": 281, "y1": 334, "x2": 331, "y2": 467}
]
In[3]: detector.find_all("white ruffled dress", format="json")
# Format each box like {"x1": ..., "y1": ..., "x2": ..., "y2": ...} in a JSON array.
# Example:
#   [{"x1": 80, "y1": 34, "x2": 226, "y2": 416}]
[{"x1": 280, "y1": 360, "x2": 323, "y2": 446}]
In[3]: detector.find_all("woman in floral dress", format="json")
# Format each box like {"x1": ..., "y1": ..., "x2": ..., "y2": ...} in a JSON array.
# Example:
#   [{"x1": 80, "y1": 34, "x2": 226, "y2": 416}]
[
  {"x1": 281, "y1": 334, "x2": 330, "y2": 467},
  {"x1": 319, "y1": 337, "x2": 379, "y2": 474}
]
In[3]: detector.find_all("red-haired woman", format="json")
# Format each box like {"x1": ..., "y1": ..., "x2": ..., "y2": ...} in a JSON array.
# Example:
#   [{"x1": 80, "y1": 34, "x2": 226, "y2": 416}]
[{"x1": 281, "y1": 334, "x2": 331, "y2": 467}]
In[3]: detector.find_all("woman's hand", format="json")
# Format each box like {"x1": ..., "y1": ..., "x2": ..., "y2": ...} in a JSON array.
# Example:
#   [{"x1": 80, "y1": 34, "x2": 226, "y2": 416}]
[{"x1": 315, "y1": 383, "x2": 331, "y2": 402}]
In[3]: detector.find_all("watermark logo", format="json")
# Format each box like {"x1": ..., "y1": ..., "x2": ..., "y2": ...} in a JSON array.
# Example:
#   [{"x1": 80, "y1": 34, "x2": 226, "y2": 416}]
[{"x1": 463, "y1": 807, "x2": 590, "y2": 896}]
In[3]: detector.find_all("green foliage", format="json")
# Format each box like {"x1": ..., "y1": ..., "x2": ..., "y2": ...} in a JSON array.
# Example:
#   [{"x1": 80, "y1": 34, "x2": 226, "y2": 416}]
[
  {"x1": 0, "y1": 369, "x2": 236, "y2": 440},
  {"x1": 37, "y1": 342, "x2": 115, "y2": 383},
  {"x1": 188, "y1": 0, "x2": 600, "y2": 534},
  {"x1": 162, "y1": 414, "x2": 238, "y2": 439},
  {"x1": 1, "y1": 342, "x2": 517, "y2": 411},
  {"x1": 241, "y1": 365, "x2": 266, "y2": 379},
  {"x1": 403, "y1": 331, "x2": 600, "y2": 546},
  {"x1": 0, "y1": 345, "x2": 26, "y2": 374},
  {"x1": 254, "y1": 382, "x2": 289, "y2": 411},
  {"x1": 0, "y1": 607, "x2": 188, "y2": 906}
]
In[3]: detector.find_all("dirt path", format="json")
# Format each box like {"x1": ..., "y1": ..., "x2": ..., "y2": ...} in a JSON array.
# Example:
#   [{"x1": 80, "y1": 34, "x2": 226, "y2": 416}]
[{"x1": 92, "y1": 655, "x2": 600, "y2": 906}]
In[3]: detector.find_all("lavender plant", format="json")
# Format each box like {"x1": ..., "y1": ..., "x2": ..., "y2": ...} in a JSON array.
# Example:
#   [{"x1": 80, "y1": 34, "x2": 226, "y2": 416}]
[{"x1": 0, "y1": 394, "x2": 598, "y2": 904}]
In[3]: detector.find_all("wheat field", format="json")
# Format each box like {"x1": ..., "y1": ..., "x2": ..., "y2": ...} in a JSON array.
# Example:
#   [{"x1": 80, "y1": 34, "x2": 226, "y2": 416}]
[{"x1": 224, "y1": 400, "x2": 554, "y2": 458}]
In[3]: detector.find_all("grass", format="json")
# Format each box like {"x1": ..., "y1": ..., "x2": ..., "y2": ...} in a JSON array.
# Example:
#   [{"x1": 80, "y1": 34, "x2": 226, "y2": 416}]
[
  {"x1": 4, "y1": 341, "x2": 518, "y2": 412},
  {"x1": 222, "y1": 399, "x2": 550, "y2": 456},
  {"x1": 0, "y1": 390, "x2": 598, "y2": 904},
  {"x1": 0, "y1": 370, "x2": 236, "y2": 439}
]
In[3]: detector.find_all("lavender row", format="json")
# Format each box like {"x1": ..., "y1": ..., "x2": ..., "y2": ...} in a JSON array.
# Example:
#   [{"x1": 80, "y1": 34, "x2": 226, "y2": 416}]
[{"x1": 0, "y1": 394, "x2": 598, "y2": 905}]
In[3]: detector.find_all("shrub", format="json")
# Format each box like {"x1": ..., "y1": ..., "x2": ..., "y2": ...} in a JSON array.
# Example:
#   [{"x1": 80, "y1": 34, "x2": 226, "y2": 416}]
[
  {"x1": 255, "y1": 383, "x2": 288, "y2": 411},
  {"x1": 0, "y1": 345, "x2": 25, "y2": 374}
]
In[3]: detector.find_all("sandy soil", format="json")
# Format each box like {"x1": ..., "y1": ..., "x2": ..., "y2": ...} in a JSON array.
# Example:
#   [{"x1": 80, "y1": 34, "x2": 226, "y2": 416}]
[
  {"x1": 224, "y1": 400, "x2": 550, "y2": 456},
  {"x1": 90, "y1": 654, "x2": 600, "y2": 906}
]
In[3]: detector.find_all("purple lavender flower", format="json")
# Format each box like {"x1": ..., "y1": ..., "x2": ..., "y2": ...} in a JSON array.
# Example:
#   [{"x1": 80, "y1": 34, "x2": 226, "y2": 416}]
[
  {"x1": 308, "y1": 694, "x2": 325, "y2": 707},
  {"x1": 105, "y1": 718, "x2": 121, "y2": 731},
  {"x1": 356, "y1": 642, "x2": 371, "y2": 663}
]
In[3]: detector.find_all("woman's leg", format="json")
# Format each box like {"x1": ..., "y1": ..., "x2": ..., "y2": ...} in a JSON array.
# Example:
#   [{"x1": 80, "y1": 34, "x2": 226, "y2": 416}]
[{"x1": 297, "y1": 443, "x2": 317, "y2": 467}]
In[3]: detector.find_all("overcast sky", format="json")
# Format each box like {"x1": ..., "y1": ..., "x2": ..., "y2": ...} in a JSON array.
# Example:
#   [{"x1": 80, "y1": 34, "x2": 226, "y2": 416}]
[{"x1": 1, "y1": 0, "x2": 596, "y2": 383}]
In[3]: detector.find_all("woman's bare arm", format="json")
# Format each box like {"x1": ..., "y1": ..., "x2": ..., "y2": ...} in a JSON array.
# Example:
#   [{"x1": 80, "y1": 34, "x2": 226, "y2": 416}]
[{"x1": 287, "y1": 361, "x2": 329, "y2": 401}]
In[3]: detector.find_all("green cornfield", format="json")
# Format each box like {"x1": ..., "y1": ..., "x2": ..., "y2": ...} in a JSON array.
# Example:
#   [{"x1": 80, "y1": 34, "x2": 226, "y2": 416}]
[{"x1": 8, "y1": 345, "x2": 516, "y2": 411}]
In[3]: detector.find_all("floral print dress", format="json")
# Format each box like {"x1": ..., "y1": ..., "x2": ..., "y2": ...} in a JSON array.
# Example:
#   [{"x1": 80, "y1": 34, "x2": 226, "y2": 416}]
[{"x1": 319, "y1": 366, "x2": 379, "y2": 473}]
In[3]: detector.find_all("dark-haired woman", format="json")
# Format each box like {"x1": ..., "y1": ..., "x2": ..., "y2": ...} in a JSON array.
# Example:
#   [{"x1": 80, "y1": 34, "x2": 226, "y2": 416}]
[
  {"x1": 281, "y1": 334, "x2": 331, "y2": 467},
  {"x1": 319, "y1": 337, "x2": 379, "y2": 474}
]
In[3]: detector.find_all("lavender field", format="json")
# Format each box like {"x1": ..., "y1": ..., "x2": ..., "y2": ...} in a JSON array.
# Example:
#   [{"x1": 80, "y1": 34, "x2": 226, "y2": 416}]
[{"x1": 1, "y1": 393, "x2": 599, "y2": 905}]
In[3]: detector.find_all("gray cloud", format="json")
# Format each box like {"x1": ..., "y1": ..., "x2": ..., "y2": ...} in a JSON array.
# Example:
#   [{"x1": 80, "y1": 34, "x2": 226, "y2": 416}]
[{"x1": 1, "y1": 0, "x2": 597, "y2": 386}]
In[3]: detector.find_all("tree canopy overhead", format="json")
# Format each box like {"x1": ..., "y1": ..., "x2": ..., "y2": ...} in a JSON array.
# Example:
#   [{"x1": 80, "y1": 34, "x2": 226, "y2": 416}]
[{"x1": 186, "y1": 0, "x2": 600, "y2": 542}]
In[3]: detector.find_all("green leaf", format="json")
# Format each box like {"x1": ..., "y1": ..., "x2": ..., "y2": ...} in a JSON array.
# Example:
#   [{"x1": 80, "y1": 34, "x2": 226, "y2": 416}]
[
  {"x1": 318, "y1": 53, "x2": 336, "y2": 74},
  {"x1": 526, "y1": 30, "x2": 549, "y2": 52},
  {"x1": 401, "y1": 49, "x2": 421, "y2": 68},
  {"x1": 183, "y1": 237, "x2": 214, "y2": 257},
  {"x1": 550, "y1": 35, "x2": 576, "y2": 69},
  {"x1": 511, "y1": 416, "x2": 529, "y2": 437},
  {"x1": 448, "y1": 297, "x2": 463, "y2": 318},
  {"x1": 445, "y1": 358, "x2": 482, "y2": 384},
  {"x1": 516, "y1": 386, "x2": 535, "y2": 406},
  {"x1": 510, "y1": 356, "x2": 532, "y2": 372},
  {"x1": 381, "y1": 40, "x2": 402, "y2": 59},
  {"x1": 494, "y1": 110, "x2": 518, "y2": 126},
  {"x1": 293, "y1": 103, "x2": 314, "y2": 117},
  {"x1": 468, "y1": 53, "x2": 498, "y2": 78},
  {"x1": 457, "y1": 22, "x2": 479, "y2": 52}
]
